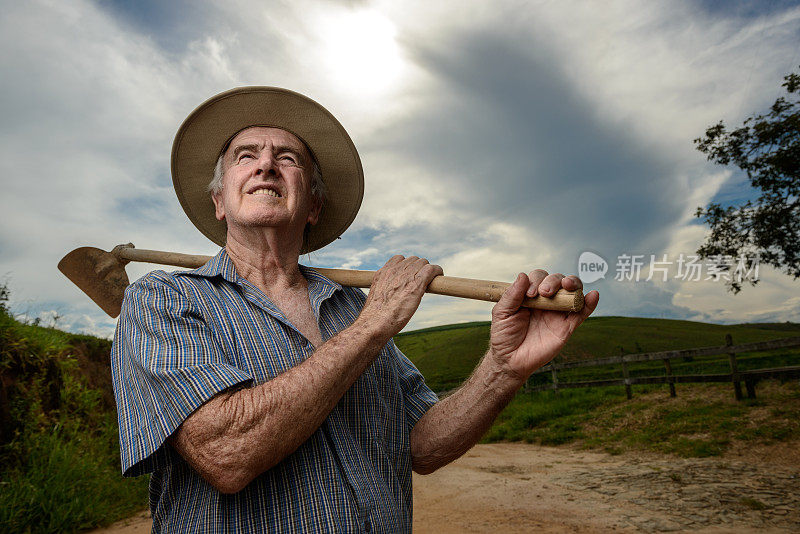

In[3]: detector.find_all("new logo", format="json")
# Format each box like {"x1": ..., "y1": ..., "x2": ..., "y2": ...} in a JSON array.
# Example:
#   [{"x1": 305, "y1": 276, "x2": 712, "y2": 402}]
[{"x1": 578, "y1": 251, "x2": 608, "y2": 284}]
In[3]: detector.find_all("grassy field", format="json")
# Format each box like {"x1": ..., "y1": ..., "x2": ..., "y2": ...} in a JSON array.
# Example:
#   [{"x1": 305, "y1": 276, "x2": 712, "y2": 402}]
[
  {"x1": 482, "y1": 382, "x2": 800, "y2": 458},
  {"x1": 0, "y1": 294, "x2": 149, "y2": 533},
  {"x1": 396, "y1": 317, "x2": 800, "y2": 458},
  {"x1": 395, "y1": 317, "x2": 800, "y2": 391}
]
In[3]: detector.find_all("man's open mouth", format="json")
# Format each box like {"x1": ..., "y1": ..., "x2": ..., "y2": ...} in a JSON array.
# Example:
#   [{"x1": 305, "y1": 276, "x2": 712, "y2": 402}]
[{"x1": 249, "y1": 187, "x2": 282, "y2": 198}]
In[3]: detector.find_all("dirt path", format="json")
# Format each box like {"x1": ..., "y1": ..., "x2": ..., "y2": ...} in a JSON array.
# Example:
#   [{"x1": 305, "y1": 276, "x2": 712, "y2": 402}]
[
  {"x1": 413, "y1": 443, "x2": 799, "y2": 533},
  {"x1": 93, "y1": 443, "x2": 800, "y2": 533}
]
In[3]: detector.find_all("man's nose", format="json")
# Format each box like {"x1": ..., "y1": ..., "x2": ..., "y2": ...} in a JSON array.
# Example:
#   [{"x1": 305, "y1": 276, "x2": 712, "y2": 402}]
[{"x1": 255, "y1": 153, "x2": 277, "y2": 176}]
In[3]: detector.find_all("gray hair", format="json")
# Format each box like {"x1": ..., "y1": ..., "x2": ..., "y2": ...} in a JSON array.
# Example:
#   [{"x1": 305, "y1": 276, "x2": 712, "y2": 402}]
[{"x1": 207, "y1": 154, "x2": 326, "y2": 203}]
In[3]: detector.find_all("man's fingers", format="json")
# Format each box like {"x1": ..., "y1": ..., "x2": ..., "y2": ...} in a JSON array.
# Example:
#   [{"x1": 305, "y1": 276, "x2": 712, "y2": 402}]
[
  {"x1": 384, "y1": 255, "x2": 443, "y2": 295},
  {"x1": 563, "y1": 275, "x2": 583, "y2": 292},
  {"x1": 397, "y1": 256, "x2": 419, "y2": 275},
  {"x1": 383, "y1": 254, "x2": 405, "y2": 269},
  {"x1": 407, "y1": 256, "x2": 427, "y2": 274},
  {"x1": 523, "y1": 271, "x2": 583, "y2": 297},
  {"x1": 411, "y1": 260, "x2": 442, "y2": 294},
  {"x1": 418, "y1": 263, "x2": 444, "y2": 285},
  {"x1": 493, "y1": 273, "x2": 528, "y2": 319},
  {"x1": 538, "y1": 273, "x2": 565, "y2": 297},
  {"x1": 525, "y1": 269, "x2": 549, "y2": 298},
  {"x1": 569, "y1": 290, "x2": 599, "y2": 328}
]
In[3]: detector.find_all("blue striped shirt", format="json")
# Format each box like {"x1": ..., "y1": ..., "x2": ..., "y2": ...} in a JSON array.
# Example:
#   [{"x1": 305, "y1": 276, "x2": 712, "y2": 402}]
[{"x1": 111, "y1": 248, "x2": 438, "y2": 533}]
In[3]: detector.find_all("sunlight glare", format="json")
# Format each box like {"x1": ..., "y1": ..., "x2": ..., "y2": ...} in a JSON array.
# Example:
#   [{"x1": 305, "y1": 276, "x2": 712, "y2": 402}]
[{"x1": 318, "y1": 10, "x2": 404, "y2": 96}]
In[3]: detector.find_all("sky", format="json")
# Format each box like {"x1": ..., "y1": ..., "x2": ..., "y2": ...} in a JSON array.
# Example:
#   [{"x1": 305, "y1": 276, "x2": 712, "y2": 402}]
[{"x1": 0, "y1": 0, "x2": 798, "y2": 338}]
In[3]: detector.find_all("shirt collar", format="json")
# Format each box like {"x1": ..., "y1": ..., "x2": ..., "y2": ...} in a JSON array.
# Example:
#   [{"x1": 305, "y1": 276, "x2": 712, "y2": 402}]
[
  {"x1": 300, "y1": 264, "x2": 343, "y2": 314},
  {"x1": 179, "y1": 247, "x2": 239, "y2": 284},
  {"x1": 179, "y1": 248, "x2": 343, "y2": 311}
]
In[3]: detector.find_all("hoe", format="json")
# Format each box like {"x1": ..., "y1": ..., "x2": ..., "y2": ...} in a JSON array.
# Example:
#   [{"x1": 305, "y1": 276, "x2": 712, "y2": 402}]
[{"x1": 59, "y1": 243, "x2": 584, "y2": 318}]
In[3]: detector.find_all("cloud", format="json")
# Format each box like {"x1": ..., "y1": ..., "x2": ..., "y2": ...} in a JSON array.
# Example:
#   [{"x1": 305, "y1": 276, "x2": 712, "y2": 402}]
[{"x1": 1, "y1": 0, "x2": 798, "y2": 339}]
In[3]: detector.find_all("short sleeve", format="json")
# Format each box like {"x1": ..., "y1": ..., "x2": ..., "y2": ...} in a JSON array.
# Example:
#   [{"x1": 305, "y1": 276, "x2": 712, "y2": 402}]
[
  {"x1": 111, "y1": 272, "x2": 253, "y2": 477},
  {"x1": 389, "y1": 340, "x2": 439, "y2": 430}
]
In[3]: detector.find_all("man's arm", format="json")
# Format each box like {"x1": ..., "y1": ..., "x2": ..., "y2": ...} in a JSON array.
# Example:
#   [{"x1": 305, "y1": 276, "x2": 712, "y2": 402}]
[
  {"x1": 170, "y1": 255, "x2": 443, "y2": 494},
  {"x1": 410, "y1": 270, "x2": 600, "y2": 474}
]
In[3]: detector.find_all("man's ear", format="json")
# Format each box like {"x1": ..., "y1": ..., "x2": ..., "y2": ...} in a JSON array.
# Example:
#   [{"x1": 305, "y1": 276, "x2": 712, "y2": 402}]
[
  {"x1": 212, "y1": 191, "x2": 225, "y2": 221},
  {"x1": 306, "y1": 197, "x2": 322, "y2": 226}
]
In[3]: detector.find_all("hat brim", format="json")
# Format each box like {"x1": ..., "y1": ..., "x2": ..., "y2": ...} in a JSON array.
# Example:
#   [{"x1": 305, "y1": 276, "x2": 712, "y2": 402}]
[{"x1": 171, "y1": 87, "x2": 364, "y2": 253}]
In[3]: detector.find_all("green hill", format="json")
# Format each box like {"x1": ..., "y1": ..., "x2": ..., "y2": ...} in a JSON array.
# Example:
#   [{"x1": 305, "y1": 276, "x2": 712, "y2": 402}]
[
  {"x1": 396, "y1": 317, "x2": 800, "y2": 391},
  {"x1": 0, "y1": 292, "x2": 148, "y2": 533},
  {"x1": 397, "y1": 317, "x2": 800, "y2": 458}
]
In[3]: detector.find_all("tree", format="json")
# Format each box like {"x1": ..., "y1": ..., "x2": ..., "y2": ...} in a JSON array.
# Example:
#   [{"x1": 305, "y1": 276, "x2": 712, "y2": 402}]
[{"x1": 694, "y1": 67, "x2": 800, "y2": 292}]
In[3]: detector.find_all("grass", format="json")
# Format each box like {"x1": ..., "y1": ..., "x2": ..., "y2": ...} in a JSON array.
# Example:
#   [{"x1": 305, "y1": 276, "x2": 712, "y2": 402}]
[
  {"x1": 478, "y1": 382, "x2": 800, "y2": 458},
  {"x1": 395, "y1": 321, "x2": 491, "y2": 391},
  {"x1": 397, "y1": 317, "x2": 800, "y2": 392},
  {"x1": 481, "y1": 386, "x2": 625, "y2": 446},
  {"x1": 0, "y1": 417, "x2": 148, "y2": 532},
  {"x1": 396, "y1": 318, "x2": 800, "y2": 459},
  {"x1": 0, "y1": 293, "x2": 149, "y2": 534}
]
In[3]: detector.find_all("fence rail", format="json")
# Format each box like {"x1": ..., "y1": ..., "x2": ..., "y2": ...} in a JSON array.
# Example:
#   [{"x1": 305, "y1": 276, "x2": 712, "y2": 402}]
[{"x1": 526, "y1": 335, "x2": 800, "y2": 400}]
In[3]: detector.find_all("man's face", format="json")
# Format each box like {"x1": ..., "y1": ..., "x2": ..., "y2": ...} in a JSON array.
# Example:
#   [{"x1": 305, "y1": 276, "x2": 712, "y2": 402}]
[{"x1": 212, "y1": 127, "x2": 321, "y2": 238}]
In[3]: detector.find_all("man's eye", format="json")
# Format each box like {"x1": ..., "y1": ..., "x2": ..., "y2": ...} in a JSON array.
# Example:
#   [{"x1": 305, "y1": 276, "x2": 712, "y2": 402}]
[
  {"x1": 238, "y1": 154, "x2": 255, "y2": 162},
  {"x1": 279, "y1": 155, "x2": 298, "y2": 164}
]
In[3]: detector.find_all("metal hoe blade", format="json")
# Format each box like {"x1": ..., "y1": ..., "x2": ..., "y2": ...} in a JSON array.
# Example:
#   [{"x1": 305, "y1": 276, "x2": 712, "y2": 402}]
[{"x1": 57, "y1": 246, "x2": 131, "y2": 318}]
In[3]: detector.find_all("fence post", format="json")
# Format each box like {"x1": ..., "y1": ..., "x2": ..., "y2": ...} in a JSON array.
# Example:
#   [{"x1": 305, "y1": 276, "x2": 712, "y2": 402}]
[
  {"x1": 726, "y1": 333, "x2": 743, "y2": 401},
  {"x1": 745, "y1": 379, "x2": 757, "y2": 399},
  {"x1": 621, "y1": 359, "x2": 632, "y2": 400},
  {"x1": 663, "y1": 358, "x2": 676, "y2": 397},
  {"x1": 551, "y1": 363, "x2": 559, "y2": 396}
]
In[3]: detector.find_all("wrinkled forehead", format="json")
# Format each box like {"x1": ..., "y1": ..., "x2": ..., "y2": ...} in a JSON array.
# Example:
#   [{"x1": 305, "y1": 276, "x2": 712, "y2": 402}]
[{"x1": 221, "y1": 126, "x2": 313, "y2": 162}]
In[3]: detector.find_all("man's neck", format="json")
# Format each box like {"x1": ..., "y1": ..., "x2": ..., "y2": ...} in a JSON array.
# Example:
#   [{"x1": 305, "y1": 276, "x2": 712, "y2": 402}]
[
  {"x1": 224, "y1": 229, "x2": 325, "y2": 346},
  {"x1": 224, "y1": 229, "x2": 307, "y2": 298}
]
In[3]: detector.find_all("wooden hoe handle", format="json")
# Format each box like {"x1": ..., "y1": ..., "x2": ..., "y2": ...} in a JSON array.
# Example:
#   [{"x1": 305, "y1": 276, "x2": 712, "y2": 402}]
[
  {"x1": 117, "y1": 247, "x2": 584, "y2": 312},
  {"x1": 58, "y1": 244, "x2": 584, "y2": 318}
]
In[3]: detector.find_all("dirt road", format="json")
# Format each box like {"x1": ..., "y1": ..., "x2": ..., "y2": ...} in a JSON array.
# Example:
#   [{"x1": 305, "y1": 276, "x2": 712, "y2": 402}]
[{"x1": 93, "y1": 443, "x2": 800, "y2": 533}]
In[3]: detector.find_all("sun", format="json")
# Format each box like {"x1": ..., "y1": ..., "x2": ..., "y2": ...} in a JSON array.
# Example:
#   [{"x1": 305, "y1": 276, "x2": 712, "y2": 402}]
[{"x1": 317, "y1": 9, "x2": 404, "y2": 96}]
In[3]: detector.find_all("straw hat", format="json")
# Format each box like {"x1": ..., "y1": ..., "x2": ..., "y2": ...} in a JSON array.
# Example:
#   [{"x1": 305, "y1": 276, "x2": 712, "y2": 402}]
[{"x1": 171, "y1": 87, "x2": 364, "y2": 253}]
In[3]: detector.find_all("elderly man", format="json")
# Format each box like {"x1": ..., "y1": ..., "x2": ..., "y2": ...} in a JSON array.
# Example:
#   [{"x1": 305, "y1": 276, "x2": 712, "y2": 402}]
[{"x1": 111, "y1": 87, "x2": 599, "y2": 533}]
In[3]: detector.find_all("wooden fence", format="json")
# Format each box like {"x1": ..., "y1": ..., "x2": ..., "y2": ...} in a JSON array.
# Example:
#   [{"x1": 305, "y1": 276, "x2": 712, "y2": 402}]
[{"x1": 525, "y1": 335, "x2": 800, "y2": 400}]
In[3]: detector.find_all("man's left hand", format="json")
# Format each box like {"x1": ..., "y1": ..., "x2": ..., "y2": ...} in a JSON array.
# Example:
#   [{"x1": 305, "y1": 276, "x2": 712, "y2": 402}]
[{"x1": 489, "y1": 270, "x2": 599, "y2": 383}]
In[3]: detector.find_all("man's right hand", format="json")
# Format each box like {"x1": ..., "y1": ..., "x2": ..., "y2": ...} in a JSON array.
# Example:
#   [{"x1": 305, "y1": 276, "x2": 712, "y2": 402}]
[{"x1": 359, "y1": 255, "x2": 443, "y2": 339}]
